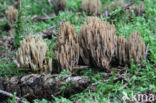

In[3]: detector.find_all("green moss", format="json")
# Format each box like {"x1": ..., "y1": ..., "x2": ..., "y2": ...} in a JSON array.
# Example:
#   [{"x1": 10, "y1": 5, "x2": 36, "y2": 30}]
[{"x1": 0, "y1": 0, "x2": 155, "y2": 102}]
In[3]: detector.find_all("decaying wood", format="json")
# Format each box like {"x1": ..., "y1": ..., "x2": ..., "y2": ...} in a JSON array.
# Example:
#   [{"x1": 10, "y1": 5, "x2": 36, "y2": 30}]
[{"x1": 0, "y1": 74, "x2": 91, "y2": 101}]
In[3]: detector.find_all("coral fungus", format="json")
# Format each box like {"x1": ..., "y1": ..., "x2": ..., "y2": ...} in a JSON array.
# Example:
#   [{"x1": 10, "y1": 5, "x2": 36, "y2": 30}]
[
  {"x1": 15, "y1": 35, "x2": 52, "y2": 73},
  {"x1": 78, "y1": 17, "x2": 117, "y2": 69},
  {"x1": 82, "y1": 0, "x2": 102, "y2": 15},
  {"x1": 55, "y1": 22, "x2": 79, "y2": 71},
  {"x1": 52, "y1": 0, "x2": 66, "y2": 15},
  {"x1": 5, "y1": 6, "x2": 18, "y2": 37}
]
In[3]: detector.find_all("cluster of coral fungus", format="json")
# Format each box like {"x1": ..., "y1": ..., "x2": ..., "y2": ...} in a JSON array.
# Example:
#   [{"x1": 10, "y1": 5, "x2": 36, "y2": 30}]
[
  {"x1": 5, "y1": 6, "x2": 18, "y2": 37},
  {"x1": 117, "y1": 31, "x2": 145, "y2": 65},
  {"x1": 15, "y1": 17, "x2": 145, "y2": 73},
  {"x1": 51, "y1": 0, "x2": 145, "y2": 16},
  {"x1": 78, "y1": 17, "x2": 117, "y2": 69},
  {"x1": 51, "y1": 0, "x2": 102, "y2": 15},
  {"x1": 4, "y1": 1, "x2": 146, "y2": 73},
  {"x1": 54, "y1": 17, "x2": 145, "y2": 71},
  {"x1": 55, "y1": 22, "x2": 79, "y2": 71},
  {"x1": 82, "y1": 0, "x2": 102, "y2": 15},
  {"x1": 15, "y1": 35, "x2": 52, "y2": 73},
  {"x1": 106, "y1": 0, "x2": 145, "y2": 17},
  {"x1": 51, "y1": 0, "x2": 66, "y2": 15}
]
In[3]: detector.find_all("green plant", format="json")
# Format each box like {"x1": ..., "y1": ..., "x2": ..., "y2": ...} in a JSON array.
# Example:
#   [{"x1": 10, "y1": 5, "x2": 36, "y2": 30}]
[
  {"x1": 7, "y1": 93, "x2": 16, "y2": 103},
  {"x1": 14, "y1": 9, "x2": 25, "y2": 47},
  {"x1": 0, "y1": 0, "x2": 155, "y2": 102}
]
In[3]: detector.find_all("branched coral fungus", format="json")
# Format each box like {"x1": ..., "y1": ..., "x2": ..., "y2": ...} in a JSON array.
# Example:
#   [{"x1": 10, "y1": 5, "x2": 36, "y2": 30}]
[
  {"x1": 128, "y1": 31, "x2": 145, "y2": 63},
  {"x1": 5, "y1": 6, "x2": 18, "y2": 37},
  {"x1": 106, "y1": 1, "x2": 145, "y2": 18},
  {"x1": 78, "y1": 17, "x2": 117, "y2": 69},
  {"x1": 116, "y1": 35, "x2": 128, "y2": 65},
  {"x1": 117, "y1": 31, "x2": 145, "y2": 64},
  {"x1": 106, "y1": 0, "x2": 125, "y2": 12},
  {"x1": 52, "y1": 0, "x2": 66, "y2": 15},
  {"x1": 55, "y1": 22, "x2": 79, "y2": 71},
  {"x1": 126, "y1": 2, "x2": 145, "y2": 17},
  {"x1": 15, "y1": 35, "x2": 52, "y2": 73},
  {"x1": 82, "y1": 0, "x2": 102, "y2": 15}
]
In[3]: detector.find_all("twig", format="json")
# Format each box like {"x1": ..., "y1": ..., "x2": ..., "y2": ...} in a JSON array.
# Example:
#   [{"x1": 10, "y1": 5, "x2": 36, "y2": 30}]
[
  {"x1": 72, "y1": 65, "x2": 90, "y2": 71},
  {"x1": 22, "y1": 93, "x2": 30, "y2": 98},
  {"x1": 0, "y1": 89, "x2": 26, "y2": 103},
  {"x1": 144, "y1": 43, "x2": 150, "y2": 59},
  {"x1": 123, "y1": 43, "x2": 150, "y2": 89},
  {"x1": 48, "y1": 0, "x2": 53, "y2": 7},
  {"x1": 18, "y1": 0, "x2": 23, "y2": 9},
  {"x1": 37, "y1": 20, "x2": 64, "y2": 38},
  {"x1": 37, "y1": 13, "x2": 76, "y2": 38},
  {"x1": 124, "y1": 2, "x2": 136, "y2": 10},
  {"x1": 105, "y1": 2, "x2": 135, "y2": 17}
]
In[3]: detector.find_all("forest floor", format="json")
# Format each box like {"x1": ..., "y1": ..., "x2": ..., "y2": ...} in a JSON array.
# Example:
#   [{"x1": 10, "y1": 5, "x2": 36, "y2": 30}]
[{"x1": 0, "y1": 0, "x2": 156, "y2": 103}]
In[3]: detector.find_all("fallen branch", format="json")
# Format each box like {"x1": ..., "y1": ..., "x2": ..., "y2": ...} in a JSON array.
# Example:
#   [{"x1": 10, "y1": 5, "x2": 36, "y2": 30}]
[
  {"x1": 72, "y1": 66, "x2": 90, "y2": 71},
  {"x1": 0, "y1": 90, "x2": 26, "y2": 103},
  {"x1": 18, "y1": 0, "x2": 23, "y2": 9},
  {"x1": 144, "y1": 43, "x2": 150, "y2": 59},
  {"x1": 32, "y1": 14, "x2": 53, "y2": 22},
  {"x1": 37, "y1": 13, "x2": 80, "y2": 39},
  {"x1": 0, "y1": 74, "x2": 91, "y2": 101},
  {"x1": 124, "y1": 2, "x2": 136, "y2": 10},
  {"x1": 37, "y1": 21, "x2": 63, "y2": 39}
]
